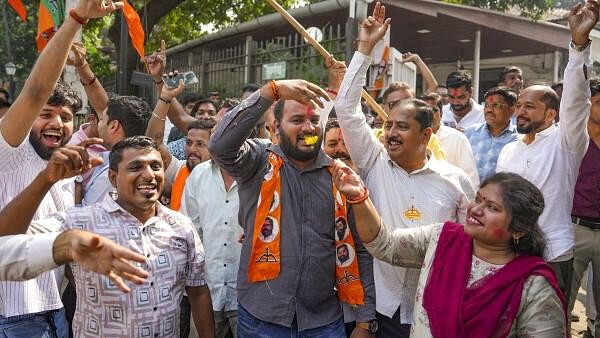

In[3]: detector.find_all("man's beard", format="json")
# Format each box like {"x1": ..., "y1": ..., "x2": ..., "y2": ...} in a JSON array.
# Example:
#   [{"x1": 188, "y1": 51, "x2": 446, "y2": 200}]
[
  {"x1": 516, "y1": 118, "x2": 545, "y2": 134},
  {"x1": 338, "y1": 253, "x2": 349, "y2": 263},
  {"x1": 29, "y1": 131, "x2": 69, "y2": 160},
  {"x1": 451, "y1": 102, "x2": 469, "y2": 112},
  {"x1": 279, "y1": 128, "x2": 322, "y2": 162}
]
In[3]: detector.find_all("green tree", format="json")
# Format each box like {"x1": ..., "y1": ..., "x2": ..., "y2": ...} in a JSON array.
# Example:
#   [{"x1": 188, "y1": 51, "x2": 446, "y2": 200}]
[
  {"x1": 102, "y1": 0, "x2": 303, "y2": 94},
  {"x1": 444, "y1": 0, "x2": 553, "y2": 20}
]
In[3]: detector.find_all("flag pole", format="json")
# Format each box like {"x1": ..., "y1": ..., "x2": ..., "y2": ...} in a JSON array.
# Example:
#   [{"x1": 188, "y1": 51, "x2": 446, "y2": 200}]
[{"x1": 265, "y1": 0, "x2": 387, "y2": 120}]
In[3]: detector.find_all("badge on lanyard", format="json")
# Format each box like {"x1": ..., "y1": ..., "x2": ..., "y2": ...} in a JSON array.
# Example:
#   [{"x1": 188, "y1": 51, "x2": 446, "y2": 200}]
[{"x1": 404, "y1": 205, "x2": 422, "y2": 221}]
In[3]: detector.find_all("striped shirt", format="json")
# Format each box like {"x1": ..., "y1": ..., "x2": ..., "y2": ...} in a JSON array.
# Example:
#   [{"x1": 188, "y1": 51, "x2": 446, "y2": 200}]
[{"x1": 0, "y1": 133, "x2": 73, "y2": 317}]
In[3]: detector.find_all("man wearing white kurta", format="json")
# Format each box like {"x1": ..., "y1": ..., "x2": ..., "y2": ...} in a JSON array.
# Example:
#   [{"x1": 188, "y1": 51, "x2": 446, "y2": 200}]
[
  {"x1": 497, "y1": 35, "x2": 592, "y2": 300},
  {"x1": 334, "y1": 11, "x2": 473, "y2": 336}
]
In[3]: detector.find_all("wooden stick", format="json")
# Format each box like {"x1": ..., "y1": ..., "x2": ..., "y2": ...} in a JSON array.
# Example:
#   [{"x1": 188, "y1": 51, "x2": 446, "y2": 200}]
[{"x1": 265, "y1": 0, "x2": 388, "y2": 120}]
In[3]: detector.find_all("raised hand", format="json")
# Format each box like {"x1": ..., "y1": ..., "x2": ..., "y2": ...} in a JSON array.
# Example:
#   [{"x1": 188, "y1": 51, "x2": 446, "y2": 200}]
[
  {"x1": 58, "y1": 229, "x2": 149, "y2": 293},
  {"x1": 332, "y1": 159, "x2": 366, "y2": 199},
  {"x1": 73, "y1": 0, "x2": 123, "y2": 20},
  {"x1": 160, "y1": 71, "x2": 185, "y2": 101},
  {"x1": 568, "y1": 0, "x2": 600, "y2": 46},
  {"x1": 146, "y1": 40, "x2": 166, "y2": 83},
  {"x1": 357, "y1": 2, "x2": 391, "y2": 56},
  {"x1": 401, "y1": 52, "x2": 421, "y2": 64},
  {"x1": 66, "y1": 42, "x2": 88, "y2": 68},
  {"x1": 262, "y1": 79, "x2": 331, "y2": 109},
  {"x1": 42, "y1": 138, "x2": 104, "y2": 183},
  {"x1": 325, "y1": 56, "x2": 347, "y2": 93}
]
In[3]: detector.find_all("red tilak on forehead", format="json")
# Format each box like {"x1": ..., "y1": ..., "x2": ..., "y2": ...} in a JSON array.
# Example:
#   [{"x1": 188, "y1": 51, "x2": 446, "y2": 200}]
[
  {"x1": 305, "y1": 106, "x2": 314, "y2": 118},
  {"x1": 337, "y1": 128, "x2": 343, "y2": 141}
]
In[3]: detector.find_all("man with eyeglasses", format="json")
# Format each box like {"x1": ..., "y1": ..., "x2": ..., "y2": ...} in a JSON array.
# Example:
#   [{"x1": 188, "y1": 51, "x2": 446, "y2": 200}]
[
  {"x1": 441, "y1": 70, "x2": 485, "y2": 131},
  {"x1": 464, "y1": 87, "x2": 518, "y2": 182}
]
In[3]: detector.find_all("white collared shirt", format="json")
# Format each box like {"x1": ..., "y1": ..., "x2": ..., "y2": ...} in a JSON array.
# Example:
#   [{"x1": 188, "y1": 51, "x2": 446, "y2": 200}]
[
  {"x1": 436, "y1": 125, "x2": 480, "y2": 189},
  {"x1": 181, "y1": 161, "x2": 242, "y2": 312},
  {"x1": 441, "y1": 99, "x2": 485, "y2": 130},
  {"x1": 497, "y1": 44, "x2": 591, "y2": 261},
  {"x1": 335, "y1": 51, "x2": 473, "y2": 323},
  {"x1": 0, "y1": 132, "x2": 72, "y2": 316}
]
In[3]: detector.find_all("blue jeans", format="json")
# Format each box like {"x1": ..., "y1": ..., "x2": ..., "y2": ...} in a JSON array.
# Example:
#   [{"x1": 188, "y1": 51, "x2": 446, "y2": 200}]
[
  {"x1": 0, "y1": 308, "x2": 68, "y2": 338},
  {"x1": 237, "y1": 304, "x2": 345, "y2": 338}
]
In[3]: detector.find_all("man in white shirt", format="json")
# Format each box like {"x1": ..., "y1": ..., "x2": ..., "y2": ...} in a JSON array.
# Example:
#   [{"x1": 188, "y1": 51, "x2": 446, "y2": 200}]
[
  {"x1": 0, "y1": 1, "x2": 122, "y2": 336},
  {"x1": 334, "y1": 4, "x2": 473, "y2": 336},
  {"x1": 0, "y1": 231, "x2": 148, "y2": 287},
  {"x1": 181, "y1": 160, "x2": 241, "y2": 338},
  {"x1": 497, "y1": 0, "x2": 598, "y2": 301},
  {"x1": 422, "y1": 93, "x2": 479, "y2": 188},
  {"x1": 442, "y1": 71, "x2": 485, "y2": 131}
]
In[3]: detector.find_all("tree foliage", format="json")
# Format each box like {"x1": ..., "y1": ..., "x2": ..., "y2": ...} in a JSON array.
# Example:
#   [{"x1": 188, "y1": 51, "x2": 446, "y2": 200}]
[{"x1": 444, "y1": 0, "x2": 553, "y2": 20}]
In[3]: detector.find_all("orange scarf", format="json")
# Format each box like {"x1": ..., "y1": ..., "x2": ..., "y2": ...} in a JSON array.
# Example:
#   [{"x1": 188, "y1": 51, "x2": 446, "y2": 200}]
[
  {"x1": 170, "y1": 165, "x2": 190, "y2": 211},
  {"x1": 248, "y1": 153, "x2": 365, "y2": 305}
]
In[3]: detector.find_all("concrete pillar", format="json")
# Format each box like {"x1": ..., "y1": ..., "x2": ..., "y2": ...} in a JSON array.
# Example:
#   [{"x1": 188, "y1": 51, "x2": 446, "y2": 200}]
[{"x1": 473, "y1": 29, "x2": 481, "y2": 102}]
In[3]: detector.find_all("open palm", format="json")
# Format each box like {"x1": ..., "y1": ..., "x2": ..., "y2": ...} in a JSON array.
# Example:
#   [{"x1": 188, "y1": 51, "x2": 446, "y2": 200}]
[{"x1": 568, "y1": 0, "x2": 599, "y2": 44}]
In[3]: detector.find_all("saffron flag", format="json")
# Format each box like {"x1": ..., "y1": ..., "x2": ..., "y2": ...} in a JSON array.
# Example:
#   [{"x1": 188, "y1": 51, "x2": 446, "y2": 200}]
[
  {"x1": 7, "y1": 0, "x2": 27, "y2": 22},
  {"x1": 36, "y1": 0, "x2": 65, "y2": 51},
  {"x1": 122, "y1": 0, "x2": 144, "y2": 59}
]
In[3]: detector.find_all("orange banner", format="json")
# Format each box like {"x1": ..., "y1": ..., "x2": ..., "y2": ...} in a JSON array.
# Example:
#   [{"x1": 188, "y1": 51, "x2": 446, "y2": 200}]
[
  {"x1": 122, "y1": 0, "x2": 144, "y2": 59},
  {"x1": 36, "y1": 2, "x2": 55, "y2": 51},
  {"x1": 8, "y1": 0, "x2": 26, "y2": 22}
]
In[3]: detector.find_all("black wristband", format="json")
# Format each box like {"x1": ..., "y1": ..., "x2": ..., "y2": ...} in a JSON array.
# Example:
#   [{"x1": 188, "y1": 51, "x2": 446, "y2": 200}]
[{"x1": 159, "y1": 96, "x2": 171, "y2": 104}]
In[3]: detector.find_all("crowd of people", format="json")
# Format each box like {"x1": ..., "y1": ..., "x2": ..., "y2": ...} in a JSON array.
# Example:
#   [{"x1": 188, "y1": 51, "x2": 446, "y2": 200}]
[{"x1": 0, "y1": 0, "x2": 599, "y2": 337}]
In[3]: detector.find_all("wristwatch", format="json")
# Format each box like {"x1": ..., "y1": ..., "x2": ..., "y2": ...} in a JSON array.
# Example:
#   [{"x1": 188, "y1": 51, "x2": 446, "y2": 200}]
[{"x1": 356, "y1": 320, "x2": 378, "y2": 334}]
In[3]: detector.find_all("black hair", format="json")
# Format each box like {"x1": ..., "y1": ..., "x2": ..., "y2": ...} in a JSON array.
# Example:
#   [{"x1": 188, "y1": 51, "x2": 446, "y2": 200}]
[
  {"x1": 0, "y1": 88, "x2": 9, "y2": 101},
  {"x1": 242, "y1": 83, "x2": 261, "y2": 95},
  {"x1": 274, "y1": 99, "x2": 285, "y2": 123},
  {"x1": 480, "y1": 172, "x2": 546, "y2": 257},
  {"x1": 551, "y1": 81, "x2": 563, "y2": 92},
  {"x1": 0, "y1": 98, "x2": 10, "y2": 108},
  {"x1": 190, "y1": 99, "x2": 217, "y2": 117},
  {"x1": 498, "y1": 66, "x2": 522, "y2": 84},
  {"x1": 382, "y1": 82, "x2": 414, "y2": 103},
  {"x1": 109, "y1": 136, "x2": 159, "y2": 171},
  {"x1": 590, "y1": 78, "x2": 600, "y2": 97},
  {"x1": 187, "y1": 118, "x2": 216, "y2": 134},
  {"x1": 180, "y1": 92, "x2": 202, "y2": 106},
  {"x1": 325, "y1": 118, "x2": 340, "y2": 134},
  {"x1": 392, "y1": 99, "x2": 433, "y2": 130},
  {"x1": 419, "y1": 92, "x2": 442, "y2": 112},
  {"x1": 446, "y1": 71, "x2": 472, "y2": 90},
  {"x1": 538, "y1": 86, "x2": 560, "y2": 111},
  {"x1": 47, "y1": 81, "x2": 82, "y2": 113},
  {"x1": 106, "y1": 95, "x2": 151, "y2": 138},
  {"x1": 484, "y1": 86, "x2": 518, "y2": 107}
]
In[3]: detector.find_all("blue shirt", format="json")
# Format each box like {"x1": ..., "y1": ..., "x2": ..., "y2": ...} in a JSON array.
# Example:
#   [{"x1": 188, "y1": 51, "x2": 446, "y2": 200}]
[
  {"x1": 464, "y1": 122, "x2": 517, "y2": 182},
  {"x1": 167, "y1": 138, "x2": 186, "y2": 160}
]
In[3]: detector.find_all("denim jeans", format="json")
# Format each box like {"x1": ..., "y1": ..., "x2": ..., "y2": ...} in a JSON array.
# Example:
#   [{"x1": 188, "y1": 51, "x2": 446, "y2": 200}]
[
  {"x1": 0, "y1": 308, "x2": 68, "y2": 338},
  {"x1": 237, "y1": 304, "x2": 345, "y2": 338}
]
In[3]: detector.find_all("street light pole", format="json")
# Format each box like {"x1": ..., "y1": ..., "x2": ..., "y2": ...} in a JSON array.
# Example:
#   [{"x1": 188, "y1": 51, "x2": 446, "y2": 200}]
[{"x1": 4, "y1": 62, "x2": 16, "y2": 100}]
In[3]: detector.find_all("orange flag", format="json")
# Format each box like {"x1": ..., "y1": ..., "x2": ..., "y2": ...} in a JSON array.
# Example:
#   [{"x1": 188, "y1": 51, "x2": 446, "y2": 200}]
[
  {"x1": 122, "y1": 0, "x2": 144, "y2": 59},
  {"x1": 36, "y1": 2, "x2": 56, "y2": 51},
  {"x1": 8, "y1": 0, "x2": 27, "y2": 22}
]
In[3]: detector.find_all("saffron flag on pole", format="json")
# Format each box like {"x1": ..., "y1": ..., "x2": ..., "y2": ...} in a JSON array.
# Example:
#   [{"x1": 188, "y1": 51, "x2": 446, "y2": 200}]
[
  {"x1": 122, "y1": 0, "x2": 144, "y2": 59},
  {"x1": 36, "y1": 0, "x2": 65, "y2": 51},
  {"x1": 7, "y1": 0, "x2": 27, "y2": 22}
]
